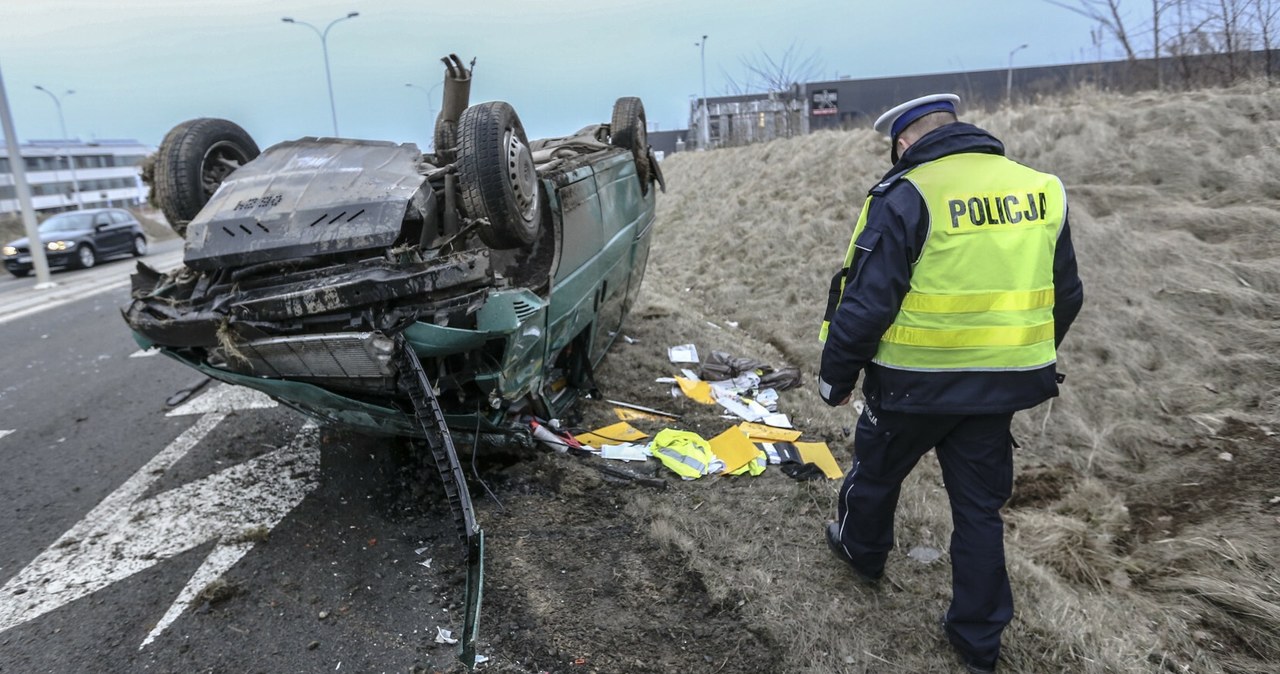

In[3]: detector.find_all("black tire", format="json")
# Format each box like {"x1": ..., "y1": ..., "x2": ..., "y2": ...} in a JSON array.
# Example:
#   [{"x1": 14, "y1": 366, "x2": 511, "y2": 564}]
[
  {"x1": 10, "y1": 269, "x2": 29, "y2": 278},
  {"x1": 610, "y1": 97, "x2": 652, "y2": 190},
  {"x1": 132, "y1": 234, "x2": 148, "y2": 257},
  {"x1": 75, "y1": 244, "x2": 96, "y2": 269},
  {"x1": 457, "y1": 101, "x2": 542, "y2": 249},
  {"x1": 154, "y1": 118, "x2": 259, "y2": 238}
]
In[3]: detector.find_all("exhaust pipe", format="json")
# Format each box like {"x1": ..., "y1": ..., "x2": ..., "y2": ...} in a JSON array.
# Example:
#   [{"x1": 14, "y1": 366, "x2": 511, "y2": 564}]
[{"x1": 433, "y1": 54, "x2": 473, "y2": 164}]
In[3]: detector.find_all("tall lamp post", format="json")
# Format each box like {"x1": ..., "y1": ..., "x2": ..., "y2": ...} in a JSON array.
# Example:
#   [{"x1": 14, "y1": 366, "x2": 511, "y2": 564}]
[
  {"x1": 1006, "y1": 43, "x2": 1029, "y2": 104},
  {"x1": 405, "y1": 82, "x2": 443, "y2": 149},
  {"x1": 695, "y1": 34, "x2": 709, "y2": 149},
  {"x1": 282, "y1": 12, "x2": 359, "y2": 137},
  {"x1": 33, "y1": 85, "x2": 82, "y2": 210}
]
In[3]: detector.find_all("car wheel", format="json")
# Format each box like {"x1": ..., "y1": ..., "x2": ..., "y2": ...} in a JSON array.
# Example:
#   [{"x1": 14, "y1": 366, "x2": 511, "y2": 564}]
[
  {"x1": 9, "y1": 269, "x2": 29, "y2": 278},
  {"x1": 610, "y1": 97, "x2": 652, "y2": 191},
  {"x1": 76, "y1": 245, "x2": 97, "y2": 269},
  {"x1": 154, "y1": 118, "x2": 260, "y2": 238},
  {"x1": 133, "y1": 235, "x2": 148, "y2": 257},
  {"x1": 457, "y1": 101, "x2": 542, "y2": 249}
]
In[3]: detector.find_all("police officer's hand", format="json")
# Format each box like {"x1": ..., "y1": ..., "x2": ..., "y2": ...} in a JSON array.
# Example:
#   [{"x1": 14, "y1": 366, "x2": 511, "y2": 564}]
[{"x1": 818, "y1": 376, "x2": 853, "y2": 407}]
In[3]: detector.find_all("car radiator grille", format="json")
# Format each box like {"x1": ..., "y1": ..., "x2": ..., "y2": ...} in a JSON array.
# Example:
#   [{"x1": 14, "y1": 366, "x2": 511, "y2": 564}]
[{"x1": 213, "y1": 332, "x2": 397, "y2": 390}]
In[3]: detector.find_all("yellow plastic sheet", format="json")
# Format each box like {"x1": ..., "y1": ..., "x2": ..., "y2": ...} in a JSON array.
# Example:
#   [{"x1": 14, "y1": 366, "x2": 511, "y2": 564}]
[
  {"x1": 736, "y1": 421, "x2": 802, "y2": 443},
  {"x1": 675, "y1": 377, "x2": 717, "y2": 405},
  {"x1": 574, "y1": 422, "x2": 649, "y2": 449},
  {"x1": 709, "y1": 427, "x2": 760, "y2": 475},
  {"x1": 795, "y1": 441, "x2": 844, "y2": 480}
]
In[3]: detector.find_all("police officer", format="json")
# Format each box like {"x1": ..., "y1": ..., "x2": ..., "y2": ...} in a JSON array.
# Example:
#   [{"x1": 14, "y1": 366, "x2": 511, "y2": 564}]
[{"x1": 818, "y1": 94, "x2": 1083, "y2": 673}]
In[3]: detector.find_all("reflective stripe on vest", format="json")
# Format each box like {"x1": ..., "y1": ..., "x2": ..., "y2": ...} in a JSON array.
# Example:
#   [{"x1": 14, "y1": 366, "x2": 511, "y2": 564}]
[{"x1": 874, "y1": 152, "x2": 1065, "y2": 371}]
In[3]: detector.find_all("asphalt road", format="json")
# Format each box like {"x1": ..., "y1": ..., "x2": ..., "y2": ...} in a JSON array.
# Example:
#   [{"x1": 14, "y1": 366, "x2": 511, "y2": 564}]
[{"x1": 0, "y1": 246, "x2": 467, "y2": 673}]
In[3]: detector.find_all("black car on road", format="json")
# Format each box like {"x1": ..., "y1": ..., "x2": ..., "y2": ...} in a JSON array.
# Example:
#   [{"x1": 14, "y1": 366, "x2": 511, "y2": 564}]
[{"x1": 3, "y1": 208, "x2": 148, "y2": 277}]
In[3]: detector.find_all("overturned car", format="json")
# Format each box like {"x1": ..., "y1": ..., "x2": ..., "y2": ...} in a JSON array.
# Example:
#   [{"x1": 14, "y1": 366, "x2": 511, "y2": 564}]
[
  {"x1": 127, "y1": 56, "x2": 661, "y2": 443},
  {"x1": 126, "y1": 61, "x2": 660, "y2": 659}
]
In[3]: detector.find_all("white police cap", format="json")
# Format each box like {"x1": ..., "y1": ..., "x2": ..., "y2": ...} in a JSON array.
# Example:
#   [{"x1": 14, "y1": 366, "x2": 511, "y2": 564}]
[{"x1": 873, "y1": 93, "x2": 961, "y2": 139}]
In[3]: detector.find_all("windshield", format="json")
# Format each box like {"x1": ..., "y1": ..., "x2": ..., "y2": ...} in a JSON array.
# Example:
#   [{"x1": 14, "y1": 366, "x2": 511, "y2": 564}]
[{"x1": 38, "y1": 212, "x2": 96, "y2": 233}]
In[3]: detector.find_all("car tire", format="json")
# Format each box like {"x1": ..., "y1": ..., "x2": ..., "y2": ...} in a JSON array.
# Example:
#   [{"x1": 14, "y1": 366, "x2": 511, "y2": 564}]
[
  {"x1": 457, "y1": 101, "x2": 542, "y2": 249},
  {"x1": 9, "y1": 269, "x2": 29, "y2": 278},
  {"x1": 76, "y1": 244, "x2": 96, "y2": 269},
  {"x1": 133, "y1": 235, "x2": 148, "y2": 257},
  {"x1": 154, "y1": 118, "x2": 260, "y2": 238},
  {"x1": 610, "y1": 97, "x2": 652, "y2": 191}
]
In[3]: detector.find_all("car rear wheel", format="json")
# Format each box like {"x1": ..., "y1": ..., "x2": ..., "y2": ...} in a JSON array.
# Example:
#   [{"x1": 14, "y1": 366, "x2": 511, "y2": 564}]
[
  {"x1": 457, "y1": 101, "x2": 542, "y2": 249},
  {"x1": 154, "y1": 118, "x2": 260, "y2": 238},
  {"x1": 610, "y1": 97, "x2": 652, "y2": 191},
  {"x1": 133, "y1": 235, "x2": 148, "y2": 257},
  {"x1": 76, "y1": 245, "x2": 96, "y2": 269}
]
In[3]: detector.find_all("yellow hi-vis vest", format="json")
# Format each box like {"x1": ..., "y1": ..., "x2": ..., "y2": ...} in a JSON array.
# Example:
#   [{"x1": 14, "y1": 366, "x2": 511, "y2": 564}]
[
  {"x1": 823, "y1": 152, "x2": 1065, "y2": 372},
  {"x1": 650, "y1": 429, "x2": 720, "y2": 479}
]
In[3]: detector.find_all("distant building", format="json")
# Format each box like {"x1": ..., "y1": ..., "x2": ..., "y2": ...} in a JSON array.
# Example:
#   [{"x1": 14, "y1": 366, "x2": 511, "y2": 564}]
[{"x1": 0, "y1": 139, "x2": 151, "y2": 216}]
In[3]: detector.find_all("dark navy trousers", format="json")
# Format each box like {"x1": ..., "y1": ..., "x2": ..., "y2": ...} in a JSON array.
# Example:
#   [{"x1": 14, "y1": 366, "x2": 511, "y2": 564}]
[{"x1": 833, "y1": 400, "x2": 1015, "y2": 667}]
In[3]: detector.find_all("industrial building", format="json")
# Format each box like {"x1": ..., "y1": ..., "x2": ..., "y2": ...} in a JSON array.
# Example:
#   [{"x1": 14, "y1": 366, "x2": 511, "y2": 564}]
[{"x1": 0, "y1": 139, "x2": 151, "y2": 216}]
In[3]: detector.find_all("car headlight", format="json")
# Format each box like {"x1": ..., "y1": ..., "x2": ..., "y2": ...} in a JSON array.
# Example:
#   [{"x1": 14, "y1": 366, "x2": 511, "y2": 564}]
[
  {"x1": 47, "y1": 241, "x2": 72, "y2": 251},
  {"x1": 1, "y1": 246, "x2": 14, "y2": 256}
]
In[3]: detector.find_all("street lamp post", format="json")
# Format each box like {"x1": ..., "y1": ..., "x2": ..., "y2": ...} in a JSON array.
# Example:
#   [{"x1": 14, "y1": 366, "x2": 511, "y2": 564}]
[
  {"x1": 282, "y1": 12, "x2": 359, "y2": 137},
  {"x1": 405, "y1": 82, "x2": 443, "y2": 149},
  {"x1": 695, "y1": 35, "x2": 709, "y2": 149},
  {"x1": 33, "y1": 85, "x2": 82, "y2": 210},
  {"x1": 1006, "y1": 43, "x2": 1029, "y2": 104}
]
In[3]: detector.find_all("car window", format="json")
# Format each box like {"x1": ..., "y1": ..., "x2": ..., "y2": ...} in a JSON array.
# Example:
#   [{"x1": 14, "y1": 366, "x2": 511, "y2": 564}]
[
  {"x1": 95, "y1": 214, "x2": 111, "y2": 226},
  {"x1": 38, "y1": 212, "x2": 95, "y2": 232},
  {"x1": 110, "y1": 211, "x2": 130, "y2": 224}
]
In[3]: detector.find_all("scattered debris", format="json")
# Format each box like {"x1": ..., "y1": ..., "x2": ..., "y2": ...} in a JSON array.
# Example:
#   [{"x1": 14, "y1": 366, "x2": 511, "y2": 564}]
[
  {"x1": 419, "y1": 559, "x2": 433, "y2": 569},
  {"x1": 1217, "y1": 452, "x2": 1234, "y2": 462},
  {"x1": 574, "y1": 422, "x2": 648, "y2": 449},
  {"x1": 650, "y1": 429, "x2": 724, "y2": 479},
  {"x1": 435, "y1": 627, "x2": 459, "y2": 645},
  {"x1": 600, "y1": 443, "x2": 650, "y2": 462},
  {"x1": 667, "y1": 344, "x2": 699, "y2": 364},
  {"x1": 606, "y1": 399, "x2": 680, "y2": 420},
  {"x1": 415, "y1": 546, "x2": 430, "y2": 556},
  {"x1": 907, "y1": 546, "x2": 943, "y2": 563}
]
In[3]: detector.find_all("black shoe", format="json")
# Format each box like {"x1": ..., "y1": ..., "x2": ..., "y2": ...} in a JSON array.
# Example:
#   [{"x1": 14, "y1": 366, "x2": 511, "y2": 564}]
[
  {"x1": 940, "y1": 615, "x2": 997, "y2": 673},
  {"x1": 824, "y1": 522, "x2": 882, "y2": 584}
]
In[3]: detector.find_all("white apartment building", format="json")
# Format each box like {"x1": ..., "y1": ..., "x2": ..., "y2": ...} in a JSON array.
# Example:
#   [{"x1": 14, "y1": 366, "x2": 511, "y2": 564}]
[{"x1": 0, "y1": 139, "x2": 151, "y2": 216}]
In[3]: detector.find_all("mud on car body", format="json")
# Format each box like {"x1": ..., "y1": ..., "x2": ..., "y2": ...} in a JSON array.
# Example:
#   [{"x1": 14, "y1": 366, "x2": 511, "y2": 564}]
[{"x1": 125, "y1": 55, "x2": 663, "y2": 441}]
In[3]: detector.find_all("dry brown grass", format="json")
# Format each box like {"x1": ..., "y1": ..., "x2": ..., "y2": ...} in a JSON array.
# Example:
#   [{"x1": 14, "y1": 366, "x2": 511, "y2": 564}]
[{"x1": 591, "y1": 83, "x2": 1280, "y2": 673}]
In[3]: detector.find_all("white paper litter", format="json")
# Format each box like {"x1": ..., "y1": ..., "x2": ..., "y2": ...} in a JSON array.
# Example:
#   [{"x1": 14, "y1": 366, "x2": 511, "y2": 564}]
[
  {"x1": 761, "y1": 442, "x2": 781, "y2": 464},
  {"x1": 680, "y1": 368, "x2": 700, "y2": 381},
  {"x1": 476, "y1": 655, "x2": 490, "y2": 665},
  {"x1": 435, "y1": 627, "x2": 458, "y2": 644},
  {"x1": 415, "y1": 546, "x2": 430, "y2": 556},
  {"x1": 418, "y1": 558, "x2": 433, "y2": 568},
  {"x1": 654, "y1": 377, "x2": 677, "y2": 384},
  {"x1": 668, "y1": 344, "x2": 700, "y2": 364},
  {"x1": 760, "y1": 413, "x2": 792, "y2": 428},
  {"x1": 755, "y1": 388, "x2": 779, "y2": 411},
  {"x1": 716, "y1": 395, "x2": 769, "y2": 422},
  {"x1": 601, "y1": 443, "x2": 650, "y2": 462}
]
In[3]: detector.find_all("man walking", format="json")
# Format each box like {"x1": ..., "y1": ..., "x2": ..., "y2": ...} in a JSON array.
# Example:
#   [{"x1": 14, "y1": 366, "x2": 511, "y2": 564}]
[{"x1": 818, "y1": 94, "x2": 1083, "y2": 673}]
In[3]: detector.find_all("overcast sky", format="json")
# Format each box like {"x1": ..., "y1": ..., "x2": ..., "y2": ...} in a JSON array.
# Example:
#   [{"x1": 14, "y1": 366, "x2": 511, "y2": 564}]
[{"x1": 1, "y1": 0, "x2": 1104, "y2": 150}]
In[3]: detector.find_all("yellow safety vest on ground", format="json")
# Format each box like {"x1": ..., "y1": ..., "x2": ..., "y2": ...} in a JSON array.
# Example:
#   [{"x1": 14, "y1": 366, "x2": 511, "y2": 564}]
[
  {"x1": 824, "y1": 152, "x2": 1065, "y2": 371},
  {"x1": 727, "y1": 449, "x2": 767, "y2": 476},
  {"x1": 651, "y1": 430, "x2": 720, "y2": 479}
]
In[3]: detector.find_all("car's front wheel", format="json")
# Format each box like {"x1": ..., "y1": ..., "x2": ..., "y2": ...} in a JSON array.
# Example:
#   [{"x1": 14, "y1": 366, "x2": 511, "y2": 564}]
[
  {"x1": 132, "y1": 235, "x2": 148, "y2": 257},
  {"x1": 76, "y1": 245, "x2": 96, "y2": 269},
  {"x1": 154, "y1": 118, "x2": 260, "y2": 238},
  {"x1": 457, "y1": 101, "x2": 542, "y2": 250}
]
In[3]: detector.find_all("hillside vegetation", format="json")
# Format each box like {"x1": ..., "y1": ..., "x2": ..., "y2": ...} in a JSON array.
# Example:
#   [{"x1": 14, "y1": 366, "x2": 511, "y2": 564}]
[{"x1": 593, "y1": 84, "x2": 1280, "y2": 673}]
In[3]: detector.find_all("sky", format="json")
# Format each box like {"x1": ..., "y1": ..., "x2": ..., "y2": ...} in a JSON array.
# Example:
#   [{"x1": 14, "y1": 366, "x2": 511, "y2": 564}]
[{"x1": 0, "y1": 0, "x2": 1107, "y2": 151}]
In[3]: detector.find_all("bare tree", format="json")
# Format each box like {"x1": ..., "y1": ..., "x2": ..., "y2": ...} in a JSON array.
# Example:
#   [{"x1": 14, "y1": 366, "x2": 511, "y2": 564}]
[
  {"x1": 722, "y1": 42, "x2": 824, "y2": 95},
  {"x1": 1047, "y1": 0, "x2": 1141, "y2": 60},
  {"x1": 1252, "y1": 0, "x2": 1279, "y2": 80}
]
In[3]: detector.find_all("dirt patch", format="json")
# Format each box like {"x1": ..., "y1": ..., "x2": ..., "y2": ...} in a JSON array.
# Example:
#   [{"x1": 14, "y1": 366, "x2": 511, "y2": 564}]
[{"x1": 1009, "y1": 464, "x2": 1076, "y2": 509}]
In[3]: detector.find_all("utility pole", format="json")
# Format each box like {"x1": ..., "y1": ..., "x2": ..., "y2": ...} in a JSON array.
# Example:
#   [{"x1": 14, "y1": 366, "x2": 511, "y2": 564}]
[
  {"x1": 282, "y1": 12, "x2": 359, "y2": 137},
  {"x1": 34, "y1": 85, "x2": 82, "y2": 209},
  {"x1": 1006, "y1": 43, "x2": 1029, "y2": 104},
  {"x1": 0, "y1": 62, "x2": 53, "y2": 286}
]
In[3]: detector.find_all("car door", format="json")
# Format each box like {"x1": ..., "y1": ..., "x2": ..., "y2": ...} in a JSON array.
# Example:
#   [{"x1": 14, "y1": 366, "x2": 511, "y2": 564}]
[
  {"x1": 109, "y1": 210, "x2": 137, "y2": 253},
  {"x1": 90, "y1": 212, "x2": 118, "y2": 254}
]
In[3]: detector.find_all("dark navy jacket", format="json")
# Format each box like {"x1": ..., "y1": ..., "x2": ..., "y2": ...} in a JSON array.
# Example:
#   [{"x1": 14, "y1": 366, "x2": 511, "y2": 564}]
[{"x1": 819, "y1": 122, "x2": 1084, "y2": 414}]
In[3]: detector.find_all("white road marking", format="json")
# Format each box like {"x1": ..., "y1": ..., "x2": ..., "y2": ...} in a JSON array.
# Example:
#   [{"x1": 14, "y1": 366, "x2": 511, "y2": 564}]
[
  {"x1": 0, "y1": 384, "x2": 318, "y2": 650},
  {"x1": 0, "y1": 247, "x2": 185, "y2": 327},
  {"x1": 0, "y1": 430, "x2": 12, "y2": 442},
  {"x1": 129, "y1": 348, "x2": 160, "y2": 358},
  {"x1": 166, "y1": 383, "x2": 277, "y2": 417}
]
